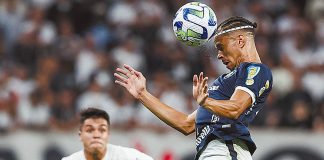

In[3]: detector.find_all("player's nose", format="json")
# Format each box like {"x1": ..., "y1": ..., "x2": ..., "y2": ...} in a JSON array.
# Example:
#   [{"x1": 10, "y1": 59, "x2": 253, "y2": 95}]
[{"x1": 93, "y1": 130, "x2": 101, "y2": 138}]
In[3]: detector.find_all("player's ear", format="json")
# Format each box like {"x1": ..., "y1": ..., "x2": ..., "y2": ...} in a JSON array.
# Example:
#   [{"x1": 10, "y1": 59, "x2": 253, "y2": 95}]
[{"x1": 237, "y1": 34, "x2": 245, "y2": 48}]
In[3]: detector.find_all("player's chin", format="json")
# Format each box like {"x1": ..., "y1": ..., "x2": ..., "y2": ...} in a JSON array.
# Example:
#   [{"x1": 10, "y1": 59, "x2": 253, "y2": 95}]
[{"x1": 225, "y1": 64, "x2": 234, "y2": 71}]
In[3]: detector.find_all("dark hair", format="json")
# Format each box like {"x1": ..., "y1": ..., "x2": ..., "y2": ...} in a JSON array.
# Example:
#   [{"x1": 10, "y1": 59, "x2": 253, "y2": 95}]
[
  {"x1": 216, "y1": 16, "x2": 257, "y2": 36},
  {"x1": 79, "y1": 108, "x2": 110, "y2": 127}
]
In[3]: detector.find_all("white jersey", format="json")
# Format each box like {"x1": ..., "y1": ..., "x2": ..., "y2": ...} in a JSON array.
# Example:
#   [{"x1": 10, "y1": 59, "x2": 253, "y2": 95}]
[{"x1": 62, "y1": 144, "x2": 154, "y2": 160}]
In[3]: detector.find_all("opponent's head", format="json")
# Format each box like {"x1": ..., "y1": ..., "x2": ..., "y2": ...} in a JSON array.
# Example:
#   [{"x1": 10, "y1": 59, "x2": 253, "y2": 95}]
[
  {"x1": 214, "y1": 16, "x2": 257, "y2": 70},
  {"x1": 79, "y1": 108, "x2": 110, "y2": 155}
]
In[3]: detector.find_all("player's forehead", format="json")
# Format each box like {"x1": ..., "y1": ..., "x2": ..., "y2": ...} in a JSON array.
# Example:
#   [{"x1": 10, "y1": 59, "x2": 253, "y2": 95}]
[
  {"x1": 214, "y1": 33, "x2": 230, "y2": 44},
  {"x1": 82, "y1": 118, "x2": 109, "y2": 128}
]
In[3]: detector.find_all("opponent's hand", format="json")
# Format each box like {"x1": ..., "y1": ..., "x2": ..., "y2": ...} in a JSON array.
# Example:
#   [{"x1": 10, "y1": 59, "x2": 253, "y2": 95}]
[
  {"x1": 193, "y1": 72, "x2": 208, "y2": 106},
  {"x1": 114, "y1": 64, "x2": 146, "y2": 99}
]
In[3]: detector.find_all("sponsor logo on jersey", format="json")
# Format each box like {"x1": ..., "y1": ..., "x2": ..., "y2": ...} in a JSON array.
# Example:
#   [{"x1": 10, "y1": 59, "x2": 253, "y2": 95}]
[
  {"x1": 208, "y1": 85, "x2": 219, "y2": 91},
  {"x1": 196, "y1": 125, "x2": 211, "y2": 146},
  {"x1": 245, "y1": 66, "x2": 260, "y2": 85},
  {"x1": 211, "y1": 115, "x2": 220, "y2": 123}
]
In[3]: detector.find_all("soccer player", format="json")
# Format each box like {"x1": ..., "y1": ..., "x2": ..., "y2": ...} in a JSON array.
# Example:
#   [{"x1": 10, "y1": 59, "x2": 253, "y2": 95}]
[
  {"x1": 114, "y1": 16, "x2": 273, "y2": 160},
  {"x1": 61, "y1": 108, "x2": 153, "y2": 160}
]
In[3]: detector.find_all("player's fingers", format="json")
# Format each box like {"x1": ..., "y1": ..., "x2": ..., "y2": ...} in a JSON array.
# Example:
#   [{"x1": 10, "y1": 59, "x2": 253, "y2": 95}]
[
  {"x1": 193, "y1": 74, "x2": 198, "y2": 86},
  {"x1": 115, "y1": 80, "x2": 127, "y2": 88},
  {"x1": 202, "y1": 77, "x2": 208, "y2": 87},
  {"x1": 134, "y1": 70, "x2": 142, "y2": 78},
  {"x1": 203, "y1": 84, "x2": 208, "y2": 93},
  {"x1": 116, "y1": 67, "x2": 130, "y2": 77},
  {"x1": 119, "y1": 69, "x2": 133, "y2": 78},
  {"x1": 199, "y1": 72, "x2": 203, "y2": 82},
  {"x1": 114, "y1": 73, "x2": 128, "y2": 83},
  {"x1": 124, "y1": 64, "x2": 143, "y2": 78},
  {"x1": 124, "y1": 64, "x2": 137, "y2": 74}
]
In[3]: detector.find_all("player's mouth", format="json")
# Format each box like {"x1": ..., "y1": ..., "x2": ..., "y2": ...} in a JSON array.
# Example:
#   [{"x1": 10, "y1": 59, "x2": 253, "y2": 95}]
[
  {"x1": 91, "y1": 141, "x2": 103, "y2": 145},
  {"x1": 222, "y1": 61, "x2": 230, "y2": 66}
]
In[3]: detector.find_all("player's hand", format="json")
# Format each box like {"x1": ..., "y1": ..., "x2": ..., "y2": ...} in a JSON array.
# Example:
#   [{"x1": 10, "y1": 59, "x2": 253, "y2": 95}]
[
  {"x1": 193, "y1": 72, "x2": 208, "y2": 106},
  {"x1": 114, "y1": 64, "x2": 146, "y2": 99}
]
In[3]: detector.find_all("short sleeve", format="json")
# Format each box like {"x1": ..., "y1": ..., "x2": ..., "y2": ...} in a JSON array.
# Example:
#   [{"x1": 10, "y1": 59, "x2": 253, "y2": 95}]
[{"x1": 235, "y1": 64, "x2": 272, "y2": 104}]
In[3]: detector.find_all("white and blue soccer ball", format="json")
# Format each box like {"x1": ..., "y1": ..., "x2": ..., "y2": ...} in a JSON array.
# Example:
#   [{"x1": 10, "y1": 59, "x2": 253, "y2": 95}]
[{"x1": 173, "y1": 2, "x2": 217, "y2": 47}]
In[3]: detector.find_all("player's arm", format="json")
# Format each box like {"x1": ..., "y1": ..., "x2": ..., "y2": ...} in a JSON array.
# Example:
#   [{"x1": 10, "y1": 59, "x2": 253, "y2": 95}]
[
  {"x1": 202, "y1": 90, "x2": 252, "y2": 119},
  {"x1": 114, "y1": 64, "x2": 195, "y2": 135},
  {"x1": 137, "y1": 90, "x2": 196, "y2": 135},
  {"x1": 195, "y1": 74, "x2": 252, "y2": 120}
]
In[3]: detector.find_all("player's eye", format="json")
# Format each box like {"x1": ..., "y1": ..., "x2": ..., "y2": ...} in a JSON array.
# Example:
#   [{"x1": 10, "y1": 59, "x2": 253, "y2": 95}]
[
  {"x1": 86, "y1": 129, "x2": 93, "y2": 133},
  {"x1": 215, "y1": 43, "x2": 223, "y2": 51},
  {"x1": 85, "y1": 127, "x2": 94, "y2": 133},
  {"x1": 99, "y1": 128, "x2": 107, "y2": 133}
]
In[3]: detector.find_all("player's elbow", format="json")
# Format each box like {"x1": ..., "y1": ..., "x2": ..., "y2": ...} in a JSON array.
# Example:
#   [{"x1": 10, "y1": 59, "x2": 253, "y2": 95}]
[
  {"x1": 180, "y1": 130, "x2": 190, "y2": 136},
  {"x1": 226, "y1": 111, "x2": 239, "y2": 120},
  {"x1": 181, "y1": 128, "x2": 195, "y2": 136},
  {"x1": 231, "y1": 111, "x2": 241, "y2": 120},
  {"x1": 181, "y1": 130, "x2": 194, "y2": 136},
  {"x1": 178, "y1": 122, "x2": 195, "y2": 135}
]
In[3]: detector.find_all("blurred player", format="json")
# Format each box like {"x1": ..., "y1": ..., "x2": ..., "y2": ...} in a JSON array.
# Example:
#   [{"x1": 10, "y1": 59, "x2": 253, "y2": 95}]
[
  {"x1": 114, "y1": 16, "x2": 273, "y2": 160},
  {"x1": 62, "y1": 107, "x2": 153, "y2": 160}
]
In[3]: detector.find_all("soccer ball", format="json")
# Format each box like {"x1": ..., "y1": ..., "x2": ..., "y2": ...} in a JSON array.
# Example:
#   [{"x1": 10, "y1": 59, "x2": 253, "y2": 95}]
[{"x1": 173, "y1": 2, "x2": 217, "y2": 47}]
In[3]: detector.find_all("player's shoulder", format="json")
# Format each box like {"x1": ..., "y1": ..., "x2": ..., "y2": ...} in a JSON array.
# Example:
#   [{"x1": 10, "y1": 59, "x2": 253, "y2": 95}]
[
  {"x1": 61, "y1": 150, "x2": 85, "y2": 160},
  {"x1": 239, "y1": 62, "x2": 269, "y2": 69},
  {"x1": 108, "y1": 143, "x2": 143, "y2": 153},
  {"x1": 238, "y1": 62, "x2": 272, "y2": 75},
  {"x1": 108, "y1": 144, "x2": 154, "y2": 160}
]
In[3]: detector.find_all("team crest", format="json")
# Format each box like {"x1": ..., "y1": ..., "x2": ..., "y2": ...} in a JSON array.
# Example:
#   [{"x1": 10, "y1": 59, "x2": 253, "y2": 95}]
[{"x1": 245, "y1": 66, "x2": 260, "y2": 85}]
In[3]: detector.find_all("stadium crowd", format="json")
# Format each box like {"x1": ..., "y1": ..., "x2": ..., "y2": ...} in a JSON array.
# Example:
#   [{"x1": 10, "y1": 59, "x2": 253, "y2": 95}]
[{"x1": 0, "y1": 0, "x2": 324, "y2": 136}]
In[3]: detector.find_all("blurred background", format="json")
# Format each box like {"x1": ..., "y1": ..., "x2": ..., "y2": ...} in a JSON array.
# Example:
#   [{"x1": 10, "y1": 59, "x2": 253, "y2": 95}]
[{"x1": 0, "y1": 0, "x2": 324, "y2": 160}]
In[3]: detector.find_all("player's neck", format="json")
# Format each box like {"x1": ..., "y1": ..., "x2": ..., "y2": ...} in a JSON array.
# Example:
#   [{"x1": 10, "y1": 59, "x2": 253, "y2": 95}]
[{"x1": 241, "y1": 44, "x2": 261, "y2": 63}]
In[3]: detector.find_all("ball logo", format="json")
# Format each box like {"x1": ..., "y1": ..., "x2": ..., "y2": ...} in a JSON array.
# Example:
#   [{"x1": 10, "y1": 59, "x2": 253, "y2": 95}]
[{"x1": 183, "y1": 8, "x2": 208, "y2": 40}]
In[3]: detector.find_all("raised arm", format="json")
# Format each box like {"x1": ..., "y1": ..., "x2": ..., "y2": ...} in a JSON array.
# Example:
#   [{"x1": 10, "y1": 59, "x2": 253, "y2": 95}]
[
  {"x1": 195, "y1": 73, "x2": 252, "y2": 120},
  {"x1": 114, "y1": 64, "x2": 195, "y2": 135}
]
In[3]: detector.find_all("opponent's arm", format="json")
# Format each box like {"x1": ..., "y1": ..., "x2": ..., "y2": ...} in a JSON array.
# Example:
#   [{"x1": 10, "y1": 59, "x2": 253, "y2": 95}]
[
  {"x1": 114, "y1": 64, "x2": 195, "y2": 135},
  {"x1": 196, "y1": 74, "x2": 252, "y2": 120}
]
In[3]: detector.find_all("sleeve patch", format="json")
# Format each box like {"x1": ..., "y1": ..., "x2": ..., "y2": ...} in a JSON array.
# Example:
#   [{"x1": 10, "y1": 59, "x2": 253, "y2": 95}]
[
  {"x1": 245, "y1": 66, "x2": 260, "y2": 85},
  {"x1": 259, "y1": 80, "x2": 270, "y2": 96}
]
